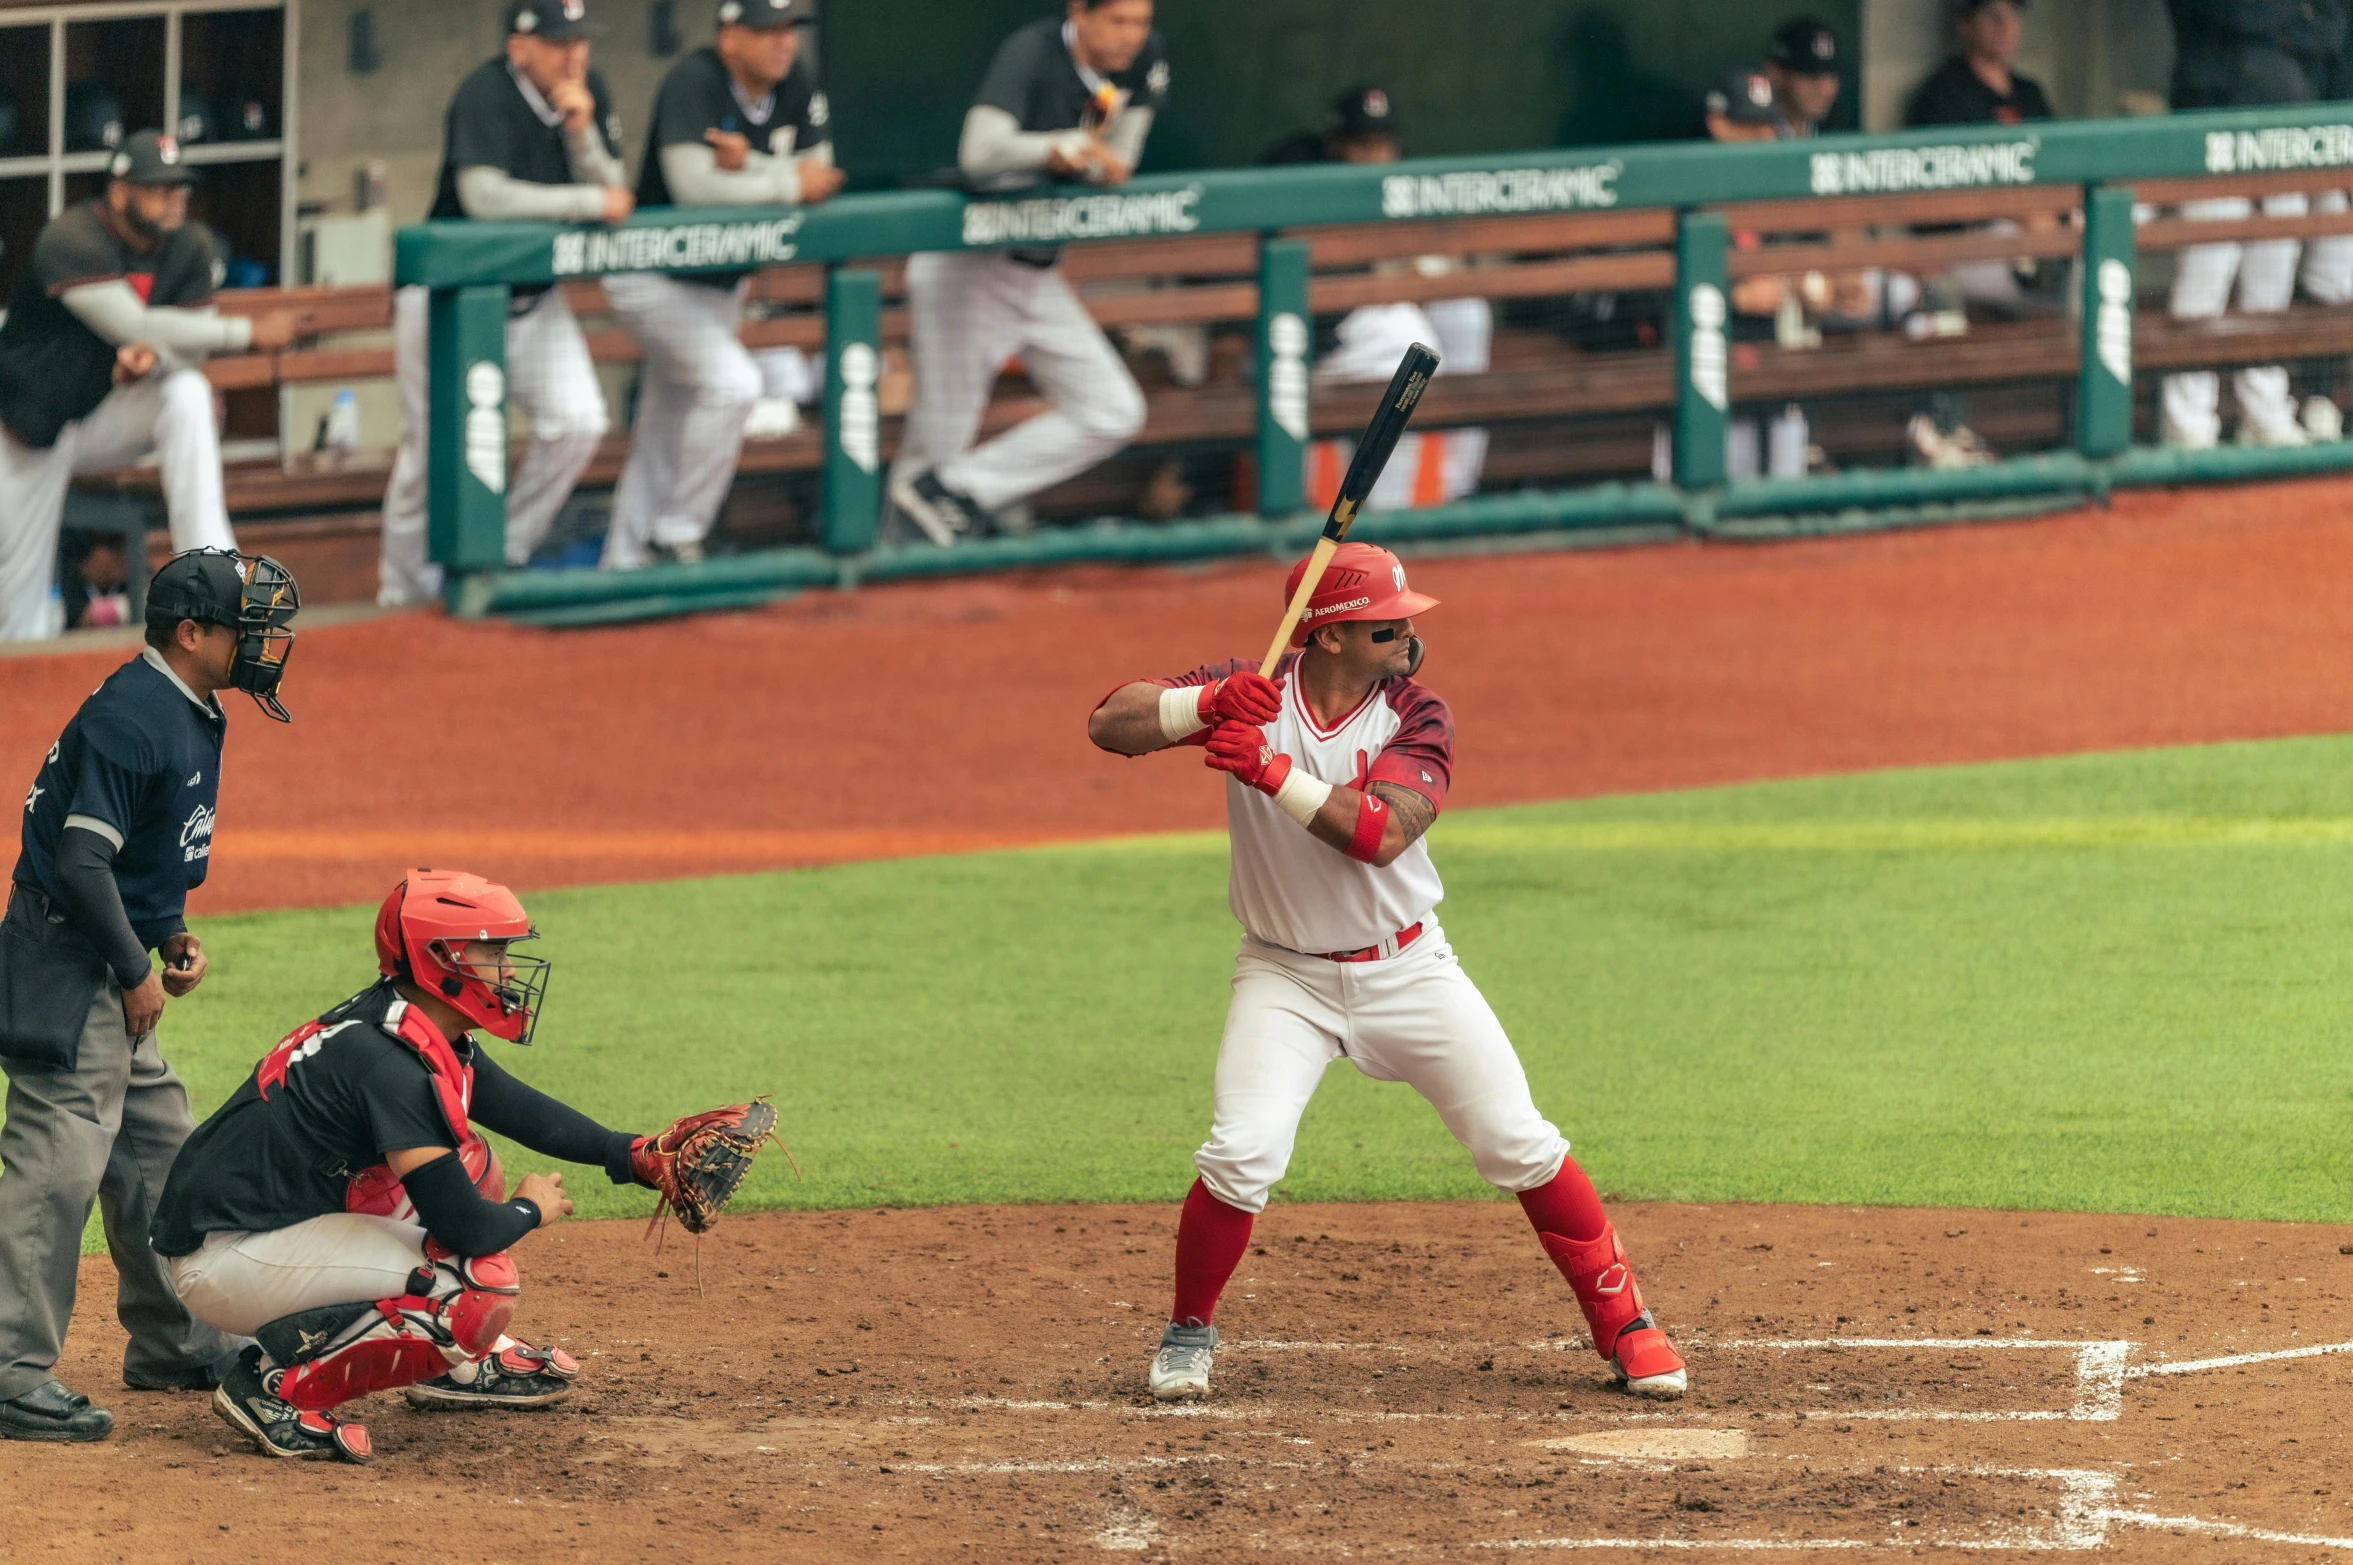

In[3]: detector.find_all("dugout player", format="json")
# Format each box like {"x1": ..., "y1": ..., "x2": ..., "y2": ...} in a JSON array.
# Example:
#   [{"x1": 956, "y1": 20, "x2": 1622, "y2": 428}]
[
  {"x1": 604, "y1": 0, "x2": 843, "y2": 571},
  {"x1": 0, "y1": 131, "x2": 297, "y2": 641},
  {"x1": 0, "y1": 548, "x2": 298, "y2": 1442},
  {"x1": 885, "y1": 0, "x2": 1164, "y2": 545},
  {"x1": 1088, "y1": 544, "x2": 1687, "y2": 1404},
  {"x1": 153, "y1": 870, "x2": 660, "y2": 1461},
  {"x1": 378, "y1": 0, "x2": 633, "y2": 605}
]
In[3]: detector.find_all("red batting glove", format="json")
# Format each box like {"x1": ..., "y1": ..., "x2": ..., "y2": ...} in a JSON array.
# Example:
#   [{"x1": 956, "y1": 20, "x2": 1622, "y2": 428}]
[
  {"x1": 1204, "y1": 720, "x2": 1293, "y2": 795},
  {"x1": 1197, "y1": 670, "x2": 1283, "y2": 728}
]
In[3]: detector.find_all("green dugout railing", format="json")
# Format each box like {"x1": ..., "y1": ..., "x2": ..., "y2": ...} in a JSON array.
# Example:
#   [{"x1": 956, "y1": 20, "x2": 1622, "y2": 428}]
[{"x1": 394, "y1": 104, "x2": 2353, "y2": 622}]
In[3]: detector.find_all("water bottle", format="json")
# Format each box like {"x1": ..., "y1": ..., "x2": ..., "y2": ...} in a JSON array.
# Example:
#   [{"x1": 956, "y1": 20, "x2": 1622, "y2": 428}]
[
  {"x1": 1769, "y1": 404, "x2": 1809, "y2": 480},
  {"x1": 324, "y1": 389, "x2": 361, "y2": 455}
]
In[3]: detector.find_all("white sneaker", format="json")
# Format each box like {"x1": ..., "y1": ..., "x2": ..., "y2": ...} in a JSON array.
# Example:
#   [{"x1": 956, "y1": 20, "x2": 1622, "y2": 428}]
[
  {"x1": 1148, "y1": 1322, "x2": 1216, "y2": 1402},
  {"x1": 2159, "y1": 416, "x2": 2219, "y2": 451},
  {"x1": 2303, "y1": 396, "x2": 2345, "y2": 442},
  {"x1": 2236, "y1": 417, "x2": 2312, "y2": 449},
  {"x1": 742, "y1": 397, "x2": 802, "y2": 442}
]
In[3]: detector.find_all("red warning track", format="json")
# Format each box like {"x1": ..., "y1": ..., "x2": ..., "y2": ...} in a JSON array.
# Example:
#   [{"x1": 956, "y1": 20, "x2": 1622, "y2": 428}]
[{"x1": 11, "y1": 476, "x2": 2353, "y2": 914}]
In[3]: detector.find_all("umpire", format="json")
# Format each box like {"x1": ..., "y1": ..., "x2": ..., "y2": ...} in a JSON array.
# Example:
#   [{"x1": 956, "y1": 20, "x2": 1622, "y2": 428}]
[{"x1": 0, "y1": 547, "x2": 298, "y2": 1441}]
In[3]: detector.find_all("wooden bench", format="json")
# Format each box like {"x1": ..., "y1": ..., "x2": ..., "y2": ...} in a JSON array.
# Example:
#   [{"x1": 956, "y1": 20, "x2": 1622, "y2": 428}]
[{"x1": 70, "y1": 175, "x2": 2353, "y2": 606}]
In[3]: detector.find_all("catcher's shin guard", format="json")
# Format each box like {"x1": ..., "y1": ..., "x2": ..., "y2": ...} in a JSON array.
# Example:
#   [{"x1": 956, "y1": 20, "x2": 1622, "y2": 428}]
[
  {"x1": 257, "y1": 1247, "x2": 521, "y2": 1412},
  {"x1": 1536, "y1": 1223, "x2": 1688, "y2": 1399}
]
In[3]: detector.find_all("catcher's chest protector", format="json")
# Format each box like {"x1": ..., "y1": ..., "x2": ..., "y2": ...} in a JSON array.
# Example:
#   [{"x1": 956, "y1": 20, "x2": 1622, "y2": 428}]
[{"x1": 257, "y1": 996, "x2": 483, "y2": 1215}]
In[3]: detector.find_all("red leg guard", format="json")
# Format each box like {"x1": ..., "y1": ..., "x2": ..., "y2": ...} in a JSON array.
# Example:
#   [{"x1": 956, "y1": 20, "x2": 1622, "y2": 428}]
[
  {"x1": 1535, "y1": 1222, "x2": 1649, "y2": 1364},
  {"x1": 266, "y1": 1250, "x2": 522, "y2": 1411},
  {"x1": 1170, "y1": 1179, "x2": 1254, "y2": 1328}
]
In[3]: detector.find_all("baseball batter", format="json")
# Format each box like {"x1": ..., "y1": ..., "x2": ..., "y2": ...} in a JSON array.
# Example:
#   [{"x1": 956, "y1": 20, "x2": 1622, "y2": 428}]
[
  {"x1": 0, "y1": 131, "x2": 296, "y2": 640},
  {"x1": 153, "y1": 869, "x2": 769, "y2": 1461},
  {"x1": 1087, "y1": 543, "x2": 1687, "y2": 1403},
  {"x1": 885, "y1": 0, "x2": 1164, "y2": 544},
  {"x1": 604, "y1": 0, "x2": 841, "y2": 570},
  {"x1": 378, "y1": 0, "x2": 632, "y2": 606}
]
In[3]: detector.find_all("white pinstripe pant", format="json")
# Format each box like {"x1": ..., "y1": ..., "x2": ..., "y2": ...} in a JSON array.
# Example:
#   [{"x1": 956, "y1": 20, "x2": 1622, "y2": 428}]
[
  {"x1": 379, "y1": 285, "x2": 609, "y2": 606},
  {"x1": 603, "y1": 273, "x2": 761, "y2": 568}
]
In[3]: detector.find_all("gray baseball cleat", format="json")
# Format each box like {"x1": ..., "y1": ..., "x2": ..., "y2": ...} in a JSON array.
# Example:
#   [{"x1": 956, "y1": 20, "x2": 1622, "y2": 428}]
[{"x1": 1149, "y1": 1321, "x2": 1218, "y2": 1401}]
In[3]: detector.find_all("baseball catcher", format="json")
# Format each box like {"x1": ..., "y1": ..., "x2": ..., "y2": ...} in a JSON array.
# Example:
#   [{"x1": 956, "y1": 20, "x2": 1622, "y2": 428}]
[{"x1": 151, "y1": 869, "x2": 774, "y2": 1462}]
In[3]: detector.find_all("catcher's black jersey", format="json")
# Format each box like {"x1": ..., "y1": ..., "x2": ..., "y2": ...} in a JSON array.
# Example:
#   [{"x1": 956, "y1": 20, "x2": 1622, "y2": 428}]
[
  {"x1": 153, "y1": 983, "x2": 461, "y2": 1257},
  {"x1": 428, "y1": 57, "x2": 624, "y2": 221},
  {"x1": 635, "y1": 46, "x2": 829, "y2": 207},
  {"x1": 972, "y1": 16, "x2": 1170, "y2": 138}
]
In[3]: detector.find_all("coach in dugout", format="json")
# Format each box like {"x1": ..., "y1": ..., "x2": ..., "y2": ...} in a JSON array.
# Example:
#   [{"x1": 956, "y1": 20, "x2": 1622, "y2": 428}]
[
  {"x1": 603, "y1": 0, "x2": 843, "y2": 571},
  {"x1": 377, "y1": 0, "x2": 632, "y2": 605},
  {"x1": 0, "y1": 131, "x2": 297, "y2": 641},
  {"x1": 2161, "y1": 0, "x2": 2353, "y2": 449},
  {"x1": 0, "y1": 548, "x2": 298, "y2": 1442},
  {"x1": 886, "y1": 0, "x2": 1164, "y2": 546}
]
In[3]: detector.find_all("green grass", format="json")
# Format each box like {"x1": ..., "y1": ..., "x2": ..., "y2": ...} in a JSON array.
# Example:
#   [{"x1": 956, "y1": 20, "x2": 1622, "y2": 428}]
[{"x1": 50, "y1": 732, "x2": 2353, "y2": 1250}]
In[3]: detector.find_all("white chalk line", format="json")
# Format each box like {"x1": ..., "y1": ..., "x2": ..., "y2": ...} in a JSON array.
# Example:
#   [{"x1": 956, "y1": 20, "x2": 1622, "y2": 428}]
[
  {"x1": 2099, "y1": 1510, "x2": 2353, "y2": 1550},
  {"x1": 2123, "y1": 1337, "x2": 2353, "y2": 1378}
]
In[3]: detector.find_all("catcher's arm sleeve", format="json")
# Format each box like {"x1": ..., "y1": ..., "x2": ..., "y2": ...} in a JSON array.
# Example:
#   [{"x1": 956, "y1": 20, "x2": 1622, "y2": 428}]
[
  {"x1": 400, "y1": 1152, "x2": 543, "y2": 1256},
  {"x1": 468, "y1": 1048, "x2": 646, "y2": 1187}
]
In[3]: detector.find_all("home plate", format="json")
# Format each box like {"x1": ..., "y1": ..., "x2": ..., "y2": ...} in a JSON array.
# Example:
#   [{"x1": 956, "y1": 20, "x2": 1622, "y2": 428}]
[{"x1": 1530, "y1": 1428, "x2": 1750, "y2": 1460}]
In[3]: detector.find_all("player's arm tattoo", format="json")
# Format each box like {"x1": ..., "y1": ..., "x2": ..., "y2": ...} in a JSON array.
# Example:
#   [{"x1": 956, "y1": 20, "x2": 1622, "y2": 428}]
[{"x1": 1368, "y1": 781, "x2": 1438, "y2": 848}]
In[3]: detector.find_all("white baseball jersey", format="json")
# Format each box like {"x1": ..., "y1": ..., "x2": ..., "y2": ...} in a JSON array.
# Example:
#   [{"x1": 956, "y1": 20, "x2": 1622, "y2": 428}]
[{"x1": 1153, "y1": 652, "x2": 1453, "y2": 955}]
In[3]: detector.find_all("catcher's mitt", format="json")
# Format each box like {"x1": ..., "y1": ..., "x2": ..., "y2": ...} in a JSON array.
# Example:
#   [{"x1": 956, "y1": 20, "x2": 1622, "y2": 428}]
[{"x1": 631, "y1": 1099, "x2": 788, "y2": 1236}]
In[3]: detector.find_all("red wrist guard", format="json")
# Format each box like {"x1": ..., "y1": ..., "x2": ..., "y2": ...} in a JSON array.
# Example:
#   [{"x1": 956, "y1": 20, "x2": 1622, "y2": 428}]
[{"x1": 1345, "y1": 789, "x2": 1387, "y2": 863}]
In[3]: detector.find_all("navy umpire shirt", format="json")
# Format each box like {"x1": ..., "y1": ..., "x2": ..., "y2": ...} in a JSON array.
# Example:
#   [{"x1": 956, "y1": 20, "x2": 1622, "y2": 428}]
[{"x1": 15, "y1": 648, "x2": 225, "y2": 955}]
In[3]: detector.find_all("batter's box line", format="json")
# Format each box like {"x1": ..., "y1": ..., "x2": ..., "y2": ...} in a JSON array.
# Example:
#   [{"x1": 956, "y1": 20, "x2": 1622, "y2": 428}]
[{"x1": 1715, "y1": 1337, "x2": 2133, "y2": 1422}]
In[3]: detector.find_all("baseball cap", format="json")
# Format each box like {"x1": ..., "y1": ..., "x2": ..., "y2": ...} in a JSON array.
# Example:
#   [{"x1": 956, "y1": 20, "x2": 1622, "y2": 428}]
[
  {"x1": 1766, "y1": 16, "x2": 1841, "y2": 75},
  {"x1": 107, "y1": 129, "x2": 196, "y2": 187},
  {"x1": 716, "y1": 0, "x2": 813, "y2": 28},
  {"x1": 146, "y1": 550, "x2": 257, "y2": 634},
  {"x1": 1329, "y1": 85, "x2": 1397, "y2": 140},
  {"x1": 1704, "y1": 69, "x2": 1779, "y2": 126},
  {"x1": 506, "y1": 0, "x2": 591, "y2": 41}
]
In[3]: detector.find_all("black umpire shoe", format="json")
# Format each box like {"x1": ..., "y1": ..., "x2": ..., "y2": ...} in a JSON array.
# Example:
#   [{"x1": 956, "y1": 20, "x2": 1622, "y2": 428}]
[
  {"x1": 0, "y1": 1380, "x2": 115, "y2": 1442},
  {"x1": 211, "y1": 1347, "x2": 370, "y2": 1463},
  {"x1": 123, "y1": 1355, "x2": 239, "y2": 1392}
]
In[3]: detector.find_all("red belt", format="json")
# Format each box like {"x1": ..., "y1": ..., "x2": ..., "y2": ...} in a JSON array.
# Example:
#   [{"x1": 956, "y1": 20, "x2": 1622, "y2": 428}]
[{"x1": 1317, "y1": 922, "x2": 1423, "y2": 963}]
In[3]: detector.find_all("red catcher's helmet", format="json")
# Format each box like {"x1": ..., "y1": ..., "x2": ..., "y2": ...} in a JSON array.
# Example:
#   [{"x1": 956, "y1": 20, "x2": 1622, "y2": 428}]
[
  {"x1": 1286, "y1": 541, "x2": 1439, "y2": 647},
  {"x1": 373, "y1": 869, "x2": 551, "y2": 1044}
]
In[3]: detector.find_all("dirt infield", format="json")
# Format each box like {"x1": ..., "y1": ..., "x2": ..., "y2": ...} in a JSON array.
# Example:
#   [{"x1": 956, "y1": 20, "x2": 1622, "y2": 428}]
[
  {"x1": 19, "y1": 1200, "x2": 2353, "y2": 1561},
  {"x1": 13, "y1": 476, "x2": 2353, "y2": 913}
]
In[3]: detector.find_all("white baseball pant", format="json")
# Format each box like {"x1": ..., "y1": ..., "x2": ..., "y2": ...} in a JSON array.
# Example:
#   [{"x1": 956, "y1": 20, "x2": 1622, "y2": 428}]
[
  {"x1": 2303, "y1": 190, "x2": 2353, "y2": 305},
  {"x1": 166, "y1": 1213, "x2": 431, "y2": 1337},
  {"x1": 0, "y1": 368, "x2": 233, "y2": 641},
  {"x1": 1193, "y1": 925, "x2": 1572, "y2": 1214},
  {"x1": 892, "y1": 250, "x2": 1146, "y2": 512},
  {"x1": 2162, "y1": 194, "x2": 2305, "y2": 445},
  {"x1": 379, "y1": 284, "x2": 609, "y2": 606},
  {"x1": 602, "y1": 273, "x2": 761, "y2": 569}
]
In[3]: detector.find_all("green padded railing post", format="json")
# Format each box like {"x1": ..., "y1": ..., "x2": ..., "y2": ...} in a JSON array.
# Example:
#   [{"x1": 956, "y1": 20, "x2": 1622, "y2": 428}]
[
  {"x1": 427, "y1": 283, "x2": 513, "y2": 588},
  {"x1": 2077, "y1": 183, "x2": 2137, "y2": 460},
  {"x1": 1672, "y1": 210, "x2": 1730, "y2": 490},
  {"x1": 1254, "y1": 236, "x2": 1311, "y2": 517},
  {"x1": 821, "y1": 265, "x2": 884, "y2": 553}
]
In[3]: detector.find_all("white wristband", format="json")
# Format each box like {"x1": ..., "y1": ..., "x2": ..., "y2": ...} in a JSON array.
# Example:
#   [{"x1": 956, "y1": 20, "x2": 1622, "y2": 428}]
[
  {"x1": 1159, "y1": 684, "x2": 1209, "y2": 743},
  {"x1": 1270, "y1": 767, "x2": 1333, "y2": 828}
]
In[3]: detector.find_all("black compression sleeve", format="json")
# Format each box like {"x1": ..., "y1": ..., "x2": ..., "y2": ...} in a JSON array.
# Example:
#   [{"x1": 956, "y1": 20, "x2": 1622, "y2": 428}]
[
  {"x1": 468, "y1": 1047, "x2": 644, "y2": 1187},
  {"x1": 400, "y1": 1152, "x2": 543, "y2": 1257},
  {"x1": 54, "y1": 826, "x2": 151, "y2": 988}
]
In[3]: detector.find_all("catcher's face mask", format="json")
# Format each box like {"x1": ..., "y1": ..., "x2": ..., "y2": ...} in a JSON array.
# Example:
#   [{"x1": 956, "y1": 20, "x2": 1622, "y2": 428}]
[{"x1": 429, "y1": 934, "x2": 552, "y2": 1045}]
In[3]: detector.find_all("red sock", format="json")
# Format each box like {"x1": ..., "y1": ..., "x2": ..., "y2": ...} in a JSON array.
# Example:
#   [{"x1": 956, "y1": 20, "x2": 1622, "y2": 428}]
[
  {"x1": 1516, "y1": 1158, "x2": 1608, "y2": 1244},
  {"x1": 1170, "y1": 1178, "x2": 1255, "y2": 1327}
]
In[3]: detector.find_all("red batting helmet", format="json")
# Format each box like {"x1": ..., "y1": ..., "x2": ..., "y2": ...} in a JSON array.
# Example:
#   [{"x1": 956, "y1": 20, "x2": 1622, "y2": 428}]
[
  {"x1": 374, "y1": 869, "x2": 551, "y2": 1044},
  {"x1": 1286, "y1": 542, "x2": 1439, "y2": 647}
]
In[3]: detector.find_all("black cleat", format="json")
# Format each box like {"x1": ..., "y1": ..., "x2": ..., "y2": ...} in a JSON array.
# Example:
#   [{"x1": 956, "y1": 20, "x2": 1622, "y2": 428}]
[
  {"x1": 211, "y1": 1347, "x2": 370, "y2": 1462},
  {"x1": 405, "y1": 1342, "x2": 576, "y2": 1410},
  {"x1": 888, "y1": 471, "x2": 996, "y2": 546}
]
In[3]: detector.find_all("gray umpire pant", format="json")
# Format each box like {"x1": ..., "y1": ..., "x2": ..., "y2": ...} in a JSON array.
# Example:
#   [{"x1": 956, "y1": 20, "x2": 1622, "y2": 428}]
[{"x1": 0, "y1": 974, "x2": 241, "y2": 1399}]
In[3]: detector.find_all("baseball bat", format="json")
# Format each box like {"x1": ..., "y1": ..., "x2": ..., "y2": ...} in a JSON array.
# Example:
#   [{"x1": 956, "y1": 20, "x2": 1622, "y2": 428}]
[{"x1": 1258, "y1": 342, "x2": 1441, "y2": 675}]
